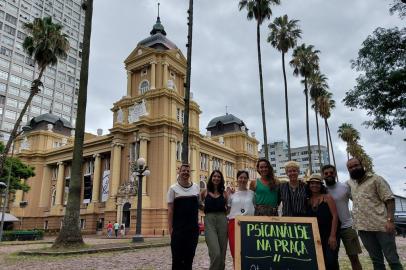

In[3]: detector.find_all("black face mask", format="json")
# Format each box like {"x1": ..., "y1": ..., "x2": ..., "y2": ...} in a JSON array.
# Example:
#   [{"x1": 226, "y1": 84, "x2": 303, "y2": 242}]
[
  {"x1": 324, "y1": 176, "x2": 336, "y2": 186},
  {"x1": 350, "y1": 168, "x2": 366, "y2": 180}
]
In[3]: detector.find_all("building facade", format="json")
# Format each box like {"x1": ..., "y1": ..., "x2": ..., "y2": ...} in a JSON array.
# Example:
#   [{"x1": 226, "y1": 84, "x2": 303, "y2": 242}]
[
  {"x1": 259, "y1": 141, "x2": 329, "y2": 177},
  {"x1": 0, "y1": 0, "x2": 85, "y2": 140},
  {"x1": 9, "y1": 17, "x2": 259, "y2": 235}
]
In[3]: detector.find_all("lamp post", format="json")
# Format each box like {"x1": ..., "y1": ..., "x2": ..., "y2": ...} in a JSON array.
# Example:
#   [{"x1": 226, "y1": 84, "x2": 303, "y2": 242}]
[
  {"x1": 0, "y1": 126, "x2": 31, "y2": 242},
  {"x1": 132, "y1": 157, "x2": 150, "y2": 243}
]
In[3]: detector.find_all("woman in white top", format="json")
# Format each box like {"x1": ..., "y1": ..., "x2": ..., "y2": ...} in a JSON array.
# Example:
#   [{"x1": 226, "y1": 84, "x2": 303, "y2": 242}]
[{"x1": 227, "y1": 170, "x2": 255, "y2": 263}]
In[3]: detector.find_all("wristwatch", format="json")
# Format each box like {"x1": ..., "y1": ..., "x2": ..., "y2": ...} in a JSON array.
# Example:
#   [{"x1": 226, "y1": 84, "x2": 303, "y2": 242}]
[{"x1": 387, "y1": 217, "x2": 394, "y2": 222}]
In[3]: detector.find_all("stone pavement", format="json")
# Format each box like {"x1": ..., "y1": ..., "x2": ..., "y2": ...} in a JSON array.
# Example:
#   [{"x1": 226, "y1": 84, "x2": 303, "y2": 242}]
[{"x1": 0, "y1": 235, "x2": 405, "y2": 269}]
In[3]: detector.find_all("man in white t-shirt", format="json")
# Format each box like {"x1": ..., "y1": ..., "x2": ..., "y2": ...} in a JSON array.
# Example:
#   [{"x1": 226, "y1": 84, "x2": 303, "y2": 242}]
[
  {"x1": 167, "y1": 164, "x2": 200, "y2": 270},
  {"x1": 322, "y1": 164, "x2": 362, "y2": 270}
]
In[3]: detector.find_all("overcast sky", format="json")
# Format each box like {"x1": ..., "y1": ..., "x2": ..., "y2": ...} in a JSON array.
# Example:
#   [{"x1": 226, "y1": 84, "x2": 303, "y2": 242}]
[{"x1": 85, "y1": 0, "x2": 405, "y2": 196}]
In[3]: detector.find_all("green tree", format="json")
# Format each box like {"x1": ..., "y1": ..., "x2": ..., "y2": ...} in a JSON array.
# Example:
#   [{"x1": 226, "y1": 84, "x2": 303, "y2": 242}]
[
  {"x1": 268, "y1": 14, "x2": 302, "y2": 160},
  {"x1": 344, "y1": 27, "x2": 406, "y2": 133},
  {"x1": 309, "y1": 70, "x2": 329, "y2": 172},
  {"x1": 181, "y1": 0, "x2": 194, "y2": 164},
  {"x1": 54, "y1": 0, "x2": 93, "y2": 248},
  {"x1": 0, "y1": 17, "x2": 69, "y2": 179},
  {"x1": 239, "y1": 0, "x2": 281, "y2": 160},
  {"x1": 290, "y1": 44, "x2": 320, "y2": 172},
  {"x1": 390, "y1": 0, "x2": 406, "y2": 19}
]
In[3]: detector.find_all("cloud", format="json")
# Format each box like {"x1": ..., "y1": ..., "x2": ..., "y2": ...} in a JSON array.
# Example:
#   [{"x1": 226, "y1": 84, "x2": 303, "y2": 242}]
[{"x1": 85, "y1": 0, "x2": 405, "y2": 196}]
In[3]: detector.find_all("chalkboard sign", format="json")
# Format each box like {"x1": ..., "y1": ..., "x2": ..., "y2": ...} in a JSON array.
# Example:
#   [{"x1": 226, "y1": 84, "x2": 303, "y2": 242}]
[{"x1": 235, "y1": 216, "x2": 325, "y2": 270}]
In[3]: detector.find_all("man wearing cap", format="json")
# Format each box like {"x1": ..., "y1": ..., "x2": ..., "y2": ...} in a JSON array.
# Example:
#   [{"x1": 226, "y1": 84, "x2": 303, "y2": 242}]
[
  {"x1": 279, "y1": 161, "x2": 308, "y2": 216},
  {"x1": 322, "y1": 164, "x2": 362, "y2": 270},
  {"x1": 346, "y1": 158, "x2": 403, "y2": 270}
]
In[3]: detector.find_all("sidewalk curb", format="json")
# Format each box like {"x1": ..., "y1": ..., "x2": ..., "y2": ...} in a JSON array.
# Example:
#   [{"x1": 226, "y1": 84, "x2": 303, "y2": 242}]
[{"x1": 18, "y1": 241, "x2": 171, "y2": 256}]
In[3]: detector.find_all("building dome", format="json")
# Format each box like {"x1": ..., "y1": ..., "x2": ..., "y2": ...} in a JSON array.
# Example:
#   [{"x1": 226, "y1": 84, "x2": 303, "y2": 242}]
[
  {"x1": 207, "y1": 113, "x2": 245, "y2": 129},
  {"x1": 137, "y1": 16, "x2": 177, "y2": 50},
  {"x1": 28, "y1": 113, "x2": 73, "y2": 129},
  {"x1": 206, "y1": 113, "x2": 248, "y2": 136}
]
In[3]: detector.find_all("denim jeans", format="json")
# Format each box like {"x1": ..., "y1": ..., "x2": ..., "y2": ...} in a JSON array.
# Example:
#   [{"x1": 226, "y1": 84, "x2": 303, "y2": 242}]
[{"x1": 358, "y1": 231, "x2": 403, "y2": 270}]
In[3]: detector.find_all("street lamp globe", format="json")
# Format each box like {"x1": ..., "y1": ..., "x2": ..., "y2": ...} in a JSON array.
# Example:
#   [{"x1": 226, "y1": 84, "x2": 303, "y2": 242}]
[
  {"x1": 136, "y1": 157, "x2": 146, "y2": 168},
  {"x1": 143, "y1": 170, "x2": 150, "y2": 177},
  {"x1": 0, "y1": 182, "x2": 7, "y2": 190}
]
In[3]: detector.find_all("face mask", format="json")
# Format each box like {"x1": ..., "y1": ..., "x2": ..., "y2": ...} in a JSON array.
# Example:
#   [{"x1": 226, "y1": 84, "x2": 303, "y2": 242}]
[
  {"x1": 350, "y1": 168, "x2": 366, "y2": 180},
  {"x1": 324, "y1": 176, "x2": 336, "y2": 186}
]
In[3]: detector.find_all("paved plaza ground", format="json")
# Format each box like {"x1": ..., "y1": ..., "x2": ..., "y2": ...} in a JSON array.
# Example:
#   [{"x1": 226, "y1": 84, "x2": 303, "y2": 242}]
[{"x1": 0, "y1": 235, "x2": 405, "y2": 269}]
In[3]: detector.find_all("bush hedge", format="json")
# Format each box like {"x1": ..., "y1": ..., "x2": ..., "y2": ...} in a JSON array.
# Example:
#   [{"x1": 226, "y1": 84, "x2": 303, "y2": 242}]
[{"x1": 2, "y1": 229, "x2": 44, "y2": 241}]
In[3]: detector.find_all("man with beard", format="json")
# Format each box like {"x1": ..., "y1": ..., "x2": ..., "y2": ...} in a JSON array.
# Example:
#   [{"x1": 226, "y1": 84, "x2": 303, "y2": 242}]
[
  {"x1": 346, "y1": 158, "x2": 403, "y2": 270},
  {"x1": 322, "y1": 164, "x2": 362, "y2": 270}
]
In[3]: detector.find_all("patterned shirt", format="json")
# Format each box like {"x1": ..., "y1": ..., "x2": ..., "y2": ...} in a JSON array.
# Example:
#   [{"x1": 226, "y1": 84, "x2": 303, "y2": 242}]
[
  {"x1": 347, "y1": 173, "x2": 394, "y2": 232},
  {"x1": 279, "y1": 181, "x2": 308, "y2": 216}
]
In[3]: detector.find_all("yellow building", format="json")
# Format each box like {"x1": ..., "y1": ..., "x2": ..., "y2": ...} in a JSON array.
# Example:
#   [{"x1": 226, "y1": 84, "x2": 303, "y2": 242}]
[{"x1": 10, "y1": 17, "x2": 259, "y2": 235}]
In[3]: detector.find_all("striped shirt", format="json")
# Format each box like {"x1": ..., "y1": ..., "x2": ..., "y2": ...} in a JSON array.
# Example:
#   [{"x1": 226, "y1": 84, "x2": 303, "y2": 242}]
[{"x1": 279, "y1": 181, "x2": 308, "y2": 216}]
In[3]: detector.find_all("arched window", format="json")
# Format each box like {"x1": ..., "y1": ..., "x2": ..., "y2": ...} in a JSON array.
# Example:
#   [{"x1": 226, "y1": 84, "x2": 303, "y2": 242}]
[{"x1": 139, "y1": 80, "x2": 150, "y2": 94}]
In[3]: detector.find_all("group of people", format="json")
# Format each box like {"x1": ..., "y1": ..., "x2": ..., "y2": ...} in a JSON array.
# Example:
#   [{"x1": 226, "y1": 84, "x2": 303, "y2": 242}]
[
  {"x1": 167, "y1": 159, "x2": 403, "y2": 270},
  {"x1": 106, "y1": 221, "x2": 125, "y2": 238}
]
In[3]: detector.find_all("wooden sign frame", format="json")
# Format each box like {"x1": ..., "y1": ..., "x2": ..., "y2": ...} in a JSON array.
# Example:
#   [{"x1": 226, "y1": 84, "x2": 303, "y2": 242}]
[{"x1": 235, "y1": 216, "x2": 325, "y2": 270}]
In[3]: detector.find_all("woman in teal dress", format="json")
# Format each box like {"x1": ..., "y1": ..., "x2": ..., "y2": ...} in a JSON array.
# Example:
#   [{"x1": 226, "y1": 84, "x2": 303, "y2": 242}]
[{"x1": 249, "y1": 158, "x2": 280, "y2": 216}]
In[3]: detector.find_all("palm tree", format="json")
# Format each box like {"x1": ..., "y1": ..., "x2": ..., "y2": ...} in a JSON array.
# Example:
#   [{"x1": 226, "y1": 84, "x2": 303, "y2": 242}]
[
  {"x1": 338, "y1": 123, "x2": 374, "y2": 172},
  {"x1": 239, "y1": 0, "x2": 281, "y2": 160},
  {"x1": 337, "y1": 123, "x2": 360, "y2": 160},
  {"x1": 181, "y1": 0, "x2": 194, "y2": 164},
  {"x1": 318, "y1": 92, "x2": 336, "y2": 169},
  {"x1": 53, "y1": 0, "x2": 93, "y2": 248},
  {"x1": 290, "y1": 44, "x2": 320, "y2": 173},
  {"x1": 268, "y1": 15, "x2": 302, "y2": 160},
  {"x1": 309, "y1": 70, "x2": 328, "y2": 172},
  {"x1": 0, "y1": 17, "x2": 69, "y2": 177}
]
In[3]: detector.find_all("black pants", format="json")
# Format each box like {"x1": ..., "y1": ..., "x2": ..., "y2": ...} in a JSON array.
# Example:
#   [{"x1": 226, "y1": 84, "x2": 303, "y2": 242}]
[
  {"x1": 114, "y1": 229, "x2": 118, "y2": 237},
  {"x1": 171, "y1": 228, "x2": 199, "y2": 270}
]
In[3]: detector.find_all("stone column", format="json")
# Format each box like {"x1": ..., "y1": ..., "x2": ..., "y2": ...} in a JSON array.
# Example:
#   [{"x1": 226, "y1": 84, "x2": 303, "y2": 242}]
[
  {"x1": 208, "y1": 156, "x2": 212, "y2": 174},
  {"x1": 169, "y1": 138, "x2": 177, "y2": 184},
  {"x1": 39, "y1": 165, "x2": 52, "y2": 207},
  {"x1": 55, "y1": 162, "x2": 65, "y2": 206},
  {"x1": 163, "y1": 62, "x2": 168, "y2": 88},
  {"x1": 110, "y1": 143, "x2": 123, "y2": 198},
  {"x1": 190, "y1": 145, "x2": 197, "y2": 182},
  {"x1": 127, "y1": 70, "x2": 132, "y2": 96},
  {"x1": 91, "y1": 154, "x2": 102, "y2": 203},
  {"x1": 139, "y1": 137, "x2": 148, "y2": 195},
  {"x1": 150, "y1": 61, "x2": 156, "y2": 89}
]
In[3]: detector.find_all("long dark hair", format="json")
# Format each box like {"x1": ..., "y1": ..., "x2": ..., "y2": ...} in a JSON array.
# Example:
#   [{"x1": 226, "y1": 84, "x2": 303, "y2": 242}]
[
  {"x1": 256, "y1": 158, "x2": 278, "y2": 189},
  {"x1": 207, "y1": 170, "x2": 225, "y2": 193},
  {"x1": 306, "y1": 181, "x2": 327, "y2": 197}
]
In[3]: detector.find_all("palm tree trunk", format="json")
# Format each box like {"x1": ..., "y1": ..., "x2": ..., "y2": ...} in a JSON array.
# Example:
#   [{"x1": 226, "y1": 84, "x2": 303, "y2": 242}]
[
  {"x1": 282, "y1": 52, "x2": 291, "y2": 160},
  {"x1": 181, "y1": 0, "x2": 193, "y2": 164},
  {"x1": 0, "y1": 67, "x2": 45, "y2": 176},
  {"x1": 314, "y1": 104, "x2": 322, "y2": 172},
  {"x1": 324, "y1": 118, "x2": 330, "y2": 163},
  {"x1": 53, "y1": 0, "x2": 93, "y2": 248},
  {"x1": 304, "y1": 77, "x2": 312, "y2": 174},
  {"x1": 327, "y1": 122, "x2": 337, "y2": 179},
  {"x1": 256, "y1": 20, "x2": 269, "y2": 160}
]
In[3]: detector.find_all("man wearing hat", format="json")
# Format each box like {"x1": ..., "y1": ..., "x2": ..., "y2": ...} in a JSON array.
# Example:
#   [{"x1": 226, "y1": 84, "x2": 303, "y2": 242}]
[{"x1": 322, "y1": 164, "x2": 362, "y2": 270}]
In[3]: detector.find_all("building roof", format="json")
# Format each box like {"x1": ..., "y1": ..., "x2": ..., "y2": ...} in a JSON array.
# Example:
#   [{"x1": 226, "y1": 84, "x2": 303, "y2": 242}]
[
  {"x1": 137, "y1": 17, "x2": 177, "y2": 50},
  {"x1": 207, "y1": 113, "x2": 245, "y2": 129},
  {"x1": 28, "y1": 113, "x2": 73, "y2": 129}
]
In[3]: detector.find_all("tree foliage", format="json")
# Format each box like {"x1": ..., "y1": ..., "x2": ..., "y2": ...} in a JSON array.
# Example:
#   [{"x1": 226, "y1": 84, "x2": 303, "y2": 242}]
[
  {"x1": 344, "y1": 27, "x2": 406, "y2": 133},
  {"x1": 0, "y1": 143, "x2": 35, "y2": 192},
  {"x1": 389, "y1": 0, "x2": 406, "y2": 19}
]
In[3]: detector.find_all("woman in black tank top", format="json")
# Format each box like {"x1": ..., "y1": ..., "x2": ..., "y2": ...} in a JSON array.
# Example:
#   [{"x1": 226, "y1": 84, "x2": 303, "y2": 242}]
[
  {"x1": 200, "y1": 170, "x2": 228, "y2": 270},
  {"x1": 306, "y1": 174, "x2": 339, "y2": 270}
]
